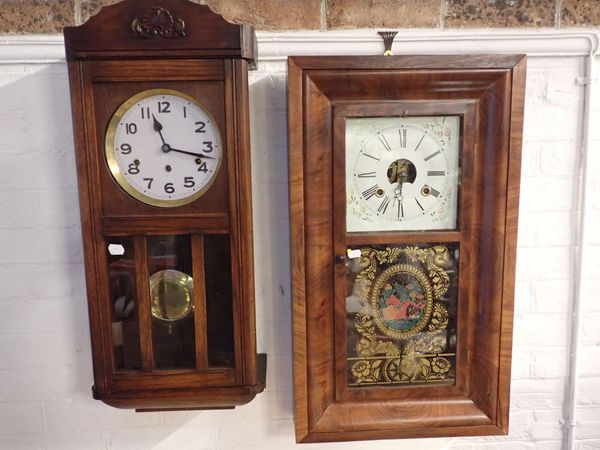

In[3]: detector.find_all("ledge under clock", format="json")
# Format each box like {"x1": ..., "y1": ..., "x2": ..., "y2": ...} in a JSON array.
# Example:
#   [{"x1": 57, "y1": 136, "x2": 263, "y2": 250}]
[{"x1": 288, "y1": 54, "x2": 525, "y2": 442}]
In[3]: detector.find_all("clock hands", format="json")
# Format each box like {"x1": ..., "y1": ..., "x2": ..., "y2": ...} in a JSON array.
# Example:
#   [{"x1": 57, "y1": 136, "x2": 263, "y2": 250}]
[
  {"x1": 152, "y1": 114, "x2": 215, "y2": 160},
  {"x1": 163, "y1": 146, "x2": 216, "y2": 160}
]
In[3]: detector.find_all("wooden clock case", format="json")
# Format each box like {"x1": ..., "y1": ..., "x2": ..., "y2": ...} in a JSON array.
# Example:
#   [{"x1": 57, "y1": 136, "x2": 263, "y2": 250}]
[
  {"x1": 288, "y1": 55, "x2": 526, "y2": 442},
  {"x1": 64, "y1": 0, "x2": 265, "y2": 411}
]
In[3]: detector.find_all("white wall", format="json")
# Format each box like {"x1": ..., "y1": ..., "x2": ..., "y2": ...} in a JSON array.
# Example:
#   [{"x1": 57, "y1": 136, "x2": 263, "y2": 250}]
[{"x1": 0, "y1": 33, "x2": 599, "y2": 449}]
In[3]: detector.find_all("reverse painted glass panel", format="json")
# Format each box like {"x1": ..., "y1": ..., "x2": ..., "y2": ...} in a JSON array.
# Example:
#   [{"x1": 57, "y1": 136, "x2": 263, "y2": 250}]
[{"x1": 346, "y1": 244, "x2": 458, "y2": 387}]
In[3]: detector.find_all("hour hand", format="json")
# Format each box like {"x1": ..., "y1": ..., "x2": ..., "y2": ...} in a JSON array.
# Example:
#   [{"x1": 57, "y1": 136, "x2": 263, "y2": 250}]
[
  {"x1": 152, "y1": 114, "x2": 162, "y2": 131},
  {"x1": 152, "y1": 114, "x2": 167, "y2": 144}
]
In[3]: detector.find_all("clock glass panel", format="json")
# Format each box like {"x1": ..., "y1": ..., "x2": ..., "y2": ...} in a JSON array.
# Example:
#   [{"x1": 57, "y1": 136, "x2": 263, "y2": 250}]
[
  {"x1": 346, "y1": 116, "x2": 460, "y2": 232},
  {"x1": 107, "y1": 237, "x2": 142, "y2": 372},
  {"x1": 345, "y1": 243, "x2": 459, "y2": 388},
  {"x1": 105, "y1": 89, "x2": 223, "y2": 208},
  {"x1": 147, "y1": 235, "x2": 196, "y2": 370}
]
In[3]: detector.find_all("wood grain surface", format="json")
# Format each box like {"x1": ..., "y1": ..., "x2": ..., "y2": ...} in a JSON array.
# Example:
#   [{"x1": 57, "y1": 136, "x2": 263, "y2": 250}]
[{"x1": 288, "y1": 54, "x2": 526, "y2": 442}]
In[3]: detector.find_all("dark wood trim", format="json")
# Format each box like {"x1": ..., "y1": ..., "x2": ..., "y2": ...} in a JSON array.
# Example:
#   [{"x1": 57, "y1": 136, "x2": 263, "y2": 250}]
[
  {"x1": 496, "y1": 56, "x2": 526, "y2": 433},
  {"x1": 224, "y1": 59, "x2": 244, "y2": 385},
  {"x1": 68, "y1": 60, "x2": 111, "y2": 393},
  {"x1": 134, "y1": 236, "x2": 154, "y2": 371},
  {"x1": 234, "y1": 59, "x2": 260, "y2": 386},
  {"x1": 112, "y1": 368, "x2": 236, "y2": 390},
  {"x1": 192, "y1": 235, "x2": 208, "y2": 370},
  {"x1": 287, "y1": 55, "x2": 525, "y2": 71},
  {"x1": 95, "y1": 380, "x2": 265, "y2": 411},
  {"x1": 89, "y1": 60, "x2": 225, "y2": 82},
  {"x1": 102, "y1": 215, "x2": 230, "y2": 236},
  {"x1": 344, "y1": 231, "x2": 462, "y2": 246},
  {"x1": 64, "y1": 0, "x2": 256, "y2": 65},
  {"x1": 288, "y1": 57, "x2": 310, "y2": 440}
]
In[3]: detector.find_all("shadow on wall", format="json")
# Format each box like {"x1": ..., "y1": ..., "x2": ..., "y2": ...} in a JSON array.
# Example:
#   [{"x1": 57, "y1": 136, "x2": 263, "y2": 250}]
[{"x1": 248, "y1": 71, "x2": 295, "y2": 423}]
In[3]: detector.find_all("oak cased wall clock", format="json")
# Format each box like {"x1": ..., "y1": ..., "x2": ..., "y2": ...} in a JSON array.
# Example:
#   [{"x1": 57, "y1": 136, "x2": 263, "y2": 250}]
[
  {"x1": 64, "y1": 0, "x2": 265, "y2": 410},
  {"x1": 288, "y1": 55, "x2": 525, "y2": 441}
]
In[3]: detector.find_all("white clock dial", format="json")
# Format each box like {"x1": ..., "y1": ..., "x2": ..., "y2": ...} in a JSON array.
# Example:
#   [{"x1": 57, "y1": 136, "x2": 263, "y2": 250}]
[
  {"x1": 105, "y1": 89, "x2": 222, "y2": 207},
  {"x1": 346, "y1": 116, "x2": 460, "y2": 232}
]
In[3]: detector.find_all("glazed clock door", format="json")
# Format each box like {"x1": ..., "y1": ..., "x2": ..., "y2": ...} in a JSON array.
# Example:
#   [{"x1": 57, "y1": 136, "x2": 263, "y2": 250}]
[
  {"x1": 289, "y1": 55, "x2": 526, "y2": 442},
  {"x1": 333, "y1": 101, "x2": 475, "y2": 399}
]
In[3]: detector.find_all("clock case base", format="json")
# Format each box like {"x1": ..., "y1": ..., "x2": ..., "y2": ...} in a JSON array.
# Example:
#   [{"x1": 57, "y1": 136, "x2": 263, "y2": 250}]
[
  {"x1": 95, "y1": 354, "x2": 267, "y2": 411},
  {"x1": 64, "y1": 0, "x2": 265, "y2": 412}
]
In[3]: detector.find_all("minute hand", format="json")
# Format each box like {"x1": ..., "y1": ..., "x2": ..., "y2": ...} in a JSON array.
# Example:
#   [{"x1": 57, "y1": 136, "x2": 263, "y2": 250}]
[{"x1": 167, "y1": 147, "x2": 215, "y2": 159}]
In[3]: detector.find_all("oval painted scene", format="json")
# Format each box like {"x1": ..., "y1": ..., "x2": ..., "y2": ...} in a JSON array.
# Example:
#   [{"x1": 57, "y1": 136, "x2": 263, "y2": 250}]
[{"x1": 376, "y1": 272, "x2": 427, "y2": 332}]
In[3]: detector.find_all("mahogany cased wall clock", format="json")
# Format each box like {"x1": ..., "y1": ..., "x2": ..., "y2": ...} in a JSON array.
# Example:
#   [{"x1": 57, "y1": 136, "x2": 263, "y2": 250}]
[
  {"x1": 288, "y1": 55, "x2": 525, "y2": 441},
  {"x1": 64, "y1": 0, "x2": 265, "y2": 410}
]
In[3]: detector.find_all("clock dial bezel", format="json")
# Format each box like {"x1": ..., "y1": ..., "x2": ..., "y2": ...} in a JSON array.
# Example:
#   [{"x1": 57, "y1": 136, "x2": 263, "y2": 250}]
[{"x1": 105, "y1": 88, "x2": 223, "y2": 208}]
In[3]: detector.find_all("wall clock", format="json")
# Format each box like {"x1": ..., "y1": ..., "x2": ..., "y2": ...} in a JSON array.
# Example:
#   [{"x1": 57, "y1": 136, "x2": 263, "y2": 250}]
[
  {"x1": 64, "y1": 0, "x2": 265, "y2": 411},
  {"x1": 288, "y1": 55, "x2": 525, "y2": 441}
]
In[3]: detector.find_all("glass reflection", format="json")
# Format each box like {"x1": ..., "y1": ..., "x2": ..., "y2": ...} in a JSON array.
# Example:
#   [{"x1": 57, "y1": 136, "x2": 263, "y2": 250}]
[
  {"x1": 204, "y1": 235, "x2": 235, "y2": 368},
  {"x1": 147, "y1": 235, "x2": 196, "y2": 370},
  {"x1": 107, "y1": 238, "x2": 142, "y2": 371}
]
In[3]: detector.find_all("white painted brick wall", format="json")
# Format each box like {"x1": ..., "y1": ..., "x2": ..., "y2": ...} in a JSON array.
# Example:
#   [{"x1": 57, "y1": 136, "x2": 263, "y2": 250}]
[{"x1": 0, "y1": 52, "x2": 598, "y2": 450}]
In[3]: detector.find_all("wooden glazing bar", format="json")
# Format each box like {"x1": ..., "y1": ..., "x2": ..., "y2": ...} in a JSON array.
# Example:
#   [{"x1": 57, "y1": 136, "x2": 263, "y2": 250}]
[
  {"x1": 345, "y1": 231, "x2": 462, "y2": 246},
  {"x1": 191, "y1": 234, "x2": 209, "y2": 370},
  {"x1": 133, "y1": 236, "x2": 154, "y2": 371}
]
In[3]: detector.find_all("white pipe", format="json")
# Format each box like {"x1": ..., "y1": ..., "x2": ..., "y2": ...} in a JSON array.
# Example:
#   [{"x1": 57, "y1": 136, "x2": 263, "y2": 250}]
[
  {"x1": 564, "y1": 34, "x2": 598, "y2": 450},
  {"x1": 256, "y1": 30, "x2": 599, "y2": 60},
  {"x1": 0, "y1": 31, "x2": 599, "y2": 64}
]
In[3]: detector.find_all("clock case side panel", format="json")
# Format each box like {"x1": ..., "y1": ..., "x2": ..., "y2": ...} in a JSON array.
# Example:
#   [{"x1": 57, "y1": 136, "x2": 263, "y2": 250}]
[
  {"x1": 67, "y1": 60, "x2": 113, "y2": 395},
  {"x1": 226, "y1": 59, "x2": 265, "y2": 390},
  {"x1": 288, "y1": 58, "x2": 310, "y2": 441},
  {"x1": 496, "y1": 56, "x2": 526, "y2": 433},
  {"x1": 288, "y1": 55, "x2": 526, "y2": 443},
  {"x1": 289, "y1": 62, "x2": 341, "y2": 442}
]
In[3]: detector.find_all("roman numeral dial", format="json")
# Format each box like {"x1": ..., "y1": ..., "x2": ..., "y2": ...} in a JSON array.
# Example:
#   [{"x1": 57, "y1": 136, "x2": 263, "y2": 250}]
[{"x1": 347, "y1": 115, "x2": 460, "y2": 232}]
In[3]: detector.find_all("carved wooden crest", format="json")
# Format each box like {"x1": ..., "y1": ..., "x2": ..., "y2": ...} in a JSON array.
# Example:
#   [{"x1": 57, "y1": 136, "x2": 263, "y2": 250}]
[{"x1": 131, "y1": 7, "x2": 186, "y2": 38}]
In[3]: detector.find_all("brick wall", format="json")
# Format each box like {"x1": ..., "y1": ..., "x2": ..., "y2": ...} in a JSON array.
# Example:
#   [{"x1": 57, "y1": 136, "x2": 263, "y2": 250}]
[{"x1": 1, "y1": 0, "x2": 600, "y2": 32}]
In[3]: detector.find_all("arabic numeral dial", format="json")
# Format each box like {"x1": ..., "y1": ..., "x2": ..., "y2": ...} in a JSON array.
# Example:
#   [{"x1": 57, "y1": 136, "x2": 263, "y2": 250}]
[{"x1": 106, "y1": 89, "x2": 223, "y2": 207}]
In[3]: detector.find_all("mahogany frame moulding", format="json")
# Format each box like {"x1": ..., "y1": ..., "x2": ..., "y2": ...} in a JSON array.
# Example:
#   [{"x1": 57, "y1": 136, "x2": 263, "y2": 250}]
[
  {"x1": 288, "y1": 55, "x2": 526, "y2": 443},
  {"x1": 64, "y1": 0, "x2": 265, "y2": 411}
]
